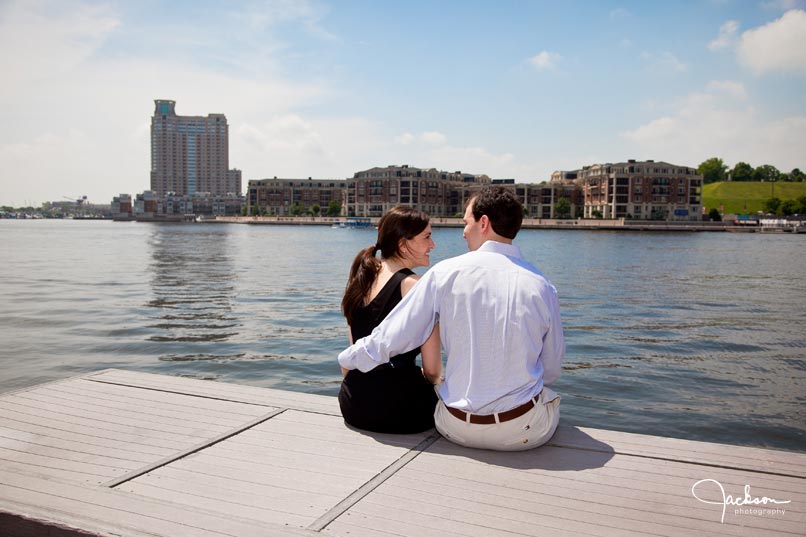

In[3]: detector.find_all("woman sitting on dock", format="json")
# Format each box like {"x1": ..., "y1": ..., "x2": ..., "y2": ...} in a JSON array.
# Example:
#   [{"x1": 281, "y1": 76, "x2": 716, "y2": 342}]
[{"x1": 339, "y1": 207, "x2": 442, "y2": 433}]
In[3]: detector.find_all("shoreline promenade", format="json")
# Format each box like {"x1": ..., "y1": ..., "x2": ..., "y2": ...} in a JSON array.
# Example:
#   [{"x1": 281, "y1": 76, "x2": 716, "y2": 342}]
[
  {"x1": 207, "y1": 215, "x2": 804, "y2": 233},
  {"x1": 1, "y1": 369, "x2": 803, "y2": 536}
]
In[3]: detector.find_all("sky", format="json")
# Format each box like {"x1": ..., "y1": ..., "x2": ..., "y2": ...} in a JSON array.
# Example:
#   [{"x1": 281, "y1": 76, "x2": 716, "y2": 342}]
[{"x1": 1, "y1": 0, "x2": 805, "y2": 207}]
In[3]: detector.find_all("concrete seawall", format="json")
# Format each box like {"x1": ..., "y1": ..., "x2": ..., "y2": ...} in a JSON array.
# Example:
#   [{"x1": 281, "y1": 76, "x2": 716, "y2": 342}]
[{"x1": 210, "y1": 216, "x2": 804, "y2": 232}]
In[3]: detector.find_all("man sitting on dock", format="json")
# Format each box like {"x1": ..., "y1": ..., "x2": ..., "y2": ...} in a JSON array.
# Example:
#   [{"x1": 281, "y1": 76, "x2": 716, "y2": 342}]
[{"x1": 339, "y1": 186, "x2": 564, "y2": 450}]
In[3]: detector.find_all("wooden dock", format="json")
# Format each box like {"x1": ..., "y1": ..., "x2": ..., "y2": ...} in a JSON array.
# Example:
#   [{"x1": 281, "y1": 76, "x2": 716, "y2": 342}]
[{"x1": 1, "y1": 369, "x2": 803, "y2": 536}]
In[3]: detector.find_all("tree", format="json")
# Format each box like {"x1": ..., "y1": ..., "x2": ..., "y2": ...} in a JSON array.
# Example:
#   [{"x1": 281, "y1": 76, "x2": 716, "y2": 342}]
[
  {"x1": 326, "y1": 200, "x2": 342, "y2": 217},
  {"x1": 731, "y1": 162, "x2": 754, "y2": 182},
  {"x1": 798, "y1": 196, "x2": 806, "y2": 213},
  {"x1": 752, "y1": 164, "x2": 780, "y2": 183},
  {"x1": 311, "y1": 204, "x2": 321, "y2": 216},
  {"x1": 791, "y1": 168, "x2": 804, "y2": 182},
  {"x1": 780, "y1": 199, "x2": 799, "y2": 216},
  {"x1": 708, "y1": 208, "x2": 722, "y2": 222},
  {"x1": 290, "y1": 203, "x2": 304, "y2": 216},
  {"x1": 555, "y1": 197, "x2": 571, "y2": 218},
  {"x1": 764, "y1": 197, "x2": 781, "y2": 214},
  {"x1": 591, "y1": 209, "x2": 603, "y2": 219},
  {"x1": 698, "y1": 157, "x2": 728, "y2": 184}
]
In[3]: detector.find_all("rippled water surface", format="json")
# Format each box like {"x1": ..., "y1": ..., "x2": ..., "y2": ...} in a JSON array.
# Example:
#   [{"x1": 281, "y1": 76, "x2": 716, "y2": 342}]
[{"x1": 1, "y1": 220, "x2": 804, "y2": 451}]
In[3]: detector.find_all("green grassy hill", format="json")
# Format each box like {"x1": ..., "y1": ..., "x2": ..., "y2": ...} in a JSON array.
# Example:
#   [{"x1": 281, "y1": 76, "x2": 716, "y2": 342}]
[{"x1": 702, "y1": 182, "x2": 806, "y2": 214}]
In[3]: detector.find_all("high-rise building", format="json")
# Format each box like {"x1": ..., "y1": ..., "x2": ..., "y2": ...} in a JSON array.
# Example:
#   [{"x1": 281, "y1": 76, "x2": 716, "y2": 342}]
[{"x1": 150, "y1": 100, "x2": 229, "y2": 197}]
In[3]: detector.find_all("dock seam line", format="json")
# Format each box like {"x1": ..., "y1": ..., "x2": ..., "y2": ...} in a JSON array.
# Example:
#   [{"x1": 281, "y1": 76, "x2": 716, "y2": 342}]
[
  {"x1": 550, "y1": 443, "x2": 804, "y2": 480},
  {"x1": 86, "y1": 377, "x2": 342, "y2": 413},
  {"x1": 306, "y1": 432, "x2": 441, "y2": 532},
  {"x1": 103, "y1": 408, "x2": 288, "y2": 488}
]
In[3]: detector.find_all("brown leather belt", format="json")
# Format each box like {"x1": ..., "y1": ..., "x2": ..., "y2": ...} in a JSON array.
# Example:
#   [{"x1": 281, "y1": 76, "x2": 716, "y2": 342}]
[{"x1": 445, "y1": 396, "x2": 538, "y2": 425}]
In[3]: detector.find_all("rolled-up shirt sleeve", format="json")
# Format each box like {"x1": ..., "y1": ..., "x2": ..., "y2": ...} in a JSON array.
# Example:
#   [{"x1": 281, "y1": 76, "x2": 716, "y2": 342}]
[
  {"x1": 338, "y1": 270, "x2": 439, "y2": 372},
  {"x1": 540, "y1": 285, "x2": 565, "y2": 386}
]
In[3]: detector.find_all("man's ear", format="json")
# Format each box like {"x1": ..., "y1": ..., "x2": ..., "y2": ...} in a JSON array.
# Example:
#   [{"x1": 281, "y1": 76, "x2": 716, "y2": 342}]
[{"x1": 479, "y1": 214, "x2": 490, "y2": 233}]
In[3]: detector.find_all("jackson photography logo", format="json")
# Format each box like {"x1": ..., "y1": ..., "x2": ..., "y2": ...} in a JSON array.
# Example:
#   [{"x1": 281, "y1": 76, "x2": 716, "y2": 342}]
[{"x1": 691, "y1": 479, "x2": 791, "y2": 524}]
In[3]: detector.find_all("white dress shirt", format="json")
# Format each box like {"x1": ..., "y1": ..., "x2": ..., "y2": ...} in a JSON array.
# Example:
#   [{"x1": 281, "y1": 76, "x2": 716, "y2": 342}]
[{"x1": 338, "y1": 240, "x2": 564, "y2": 415}]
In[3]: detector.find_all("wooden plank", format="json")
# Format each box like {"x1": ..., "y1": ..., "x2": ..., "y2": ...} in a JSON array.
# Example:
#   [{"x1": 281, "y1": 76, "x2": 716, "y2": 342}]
[
  {"x1": 0, "y1": 437, "x2": 143, "y2": 471},
  {"x1": 24, "y1": 382, "x2": 262, "y2": 426},
  {"x1": 0, "y1": 468, "x2": 313, "y2": 536},
  {"x1": 57, "y1": 378, "x2": 267, "y2": 417},
  {"x1": 246, "y1": 410, "x2": 434, "y2": 448},
  {"x1": 0, "y1": 409, "x2": 190, "y2": 452},
  {"x1": 0, "y1": 458, "x2": 109, "y2": 484},
  {"x1": 86, "y1": 369, "x2": 340, "y2": 414},
  {"x1": 185, "y1": 448, "x2": 370, "y2": 480},
  {"x1": 551, "y1": 425, "x2": 806, "y2": 478},
  {"x1": 0, "y1": 426, "x2": 158, "y2": 464},
  {"x1": 345, "y1": 497, "x2": 620, "y2": 537},
  {"x1": 0, "y1": 400, "x2": 210, "y2": 446},
  {"x1": 0, "y1": 418, "x2": 171, "y2": 458},
  {"x1": 0, "y1": 395, "x2": 232, "y2": 439},
  {"x1": 0, "y1": 447, "x2": 126, "y2": 479},
  {"x1": 132, "y1": 462, "x2": 355, "y2": 499},
  {"x1": 324, "y1": 509, "x2": 570, "y2": 537}
]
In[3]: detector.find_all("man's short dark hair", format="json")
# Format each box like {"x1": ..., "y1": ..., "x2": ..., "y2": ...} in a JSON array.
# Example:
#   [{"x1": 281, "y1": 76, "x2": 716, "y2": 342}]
[{"x1": 469, "y1": 186, "x2": 524, "y2": 239}]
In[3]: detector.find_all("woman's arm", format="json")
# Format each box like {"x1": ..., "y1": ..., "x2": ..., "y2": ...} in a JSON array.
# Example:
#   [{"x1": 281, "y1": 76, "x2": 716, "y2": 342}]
[
  {"x1": 421, "y1": 322, "x2": 443, "y2": 385},
  {"x1": 341, "y1": 331, "x2": 354, "y2": 377}
]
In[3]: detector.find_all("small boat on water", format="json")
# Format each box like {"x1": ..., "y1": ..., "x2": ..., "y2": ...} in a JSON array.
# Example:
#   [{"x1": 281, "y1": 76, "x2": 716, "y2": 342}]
[{"x1": 332, "y1": 217, "x2": 371, "y2": 229}]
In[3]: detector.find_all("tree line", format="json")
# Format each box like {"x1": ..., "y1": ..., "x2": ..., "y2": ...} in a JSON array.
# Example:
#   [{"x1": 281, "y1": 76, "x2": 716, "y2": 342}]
[{"x1": 697, "y1": 158, "x2": 804, "y2": 184}]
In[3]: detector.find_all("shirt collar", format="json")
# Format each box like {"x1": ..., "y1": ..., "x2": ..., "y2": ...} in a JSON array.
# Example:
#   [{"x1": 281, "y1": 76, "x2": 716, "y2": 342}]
[{"x1": 477, "y1": 240, "x2": 523, "y2": 259}]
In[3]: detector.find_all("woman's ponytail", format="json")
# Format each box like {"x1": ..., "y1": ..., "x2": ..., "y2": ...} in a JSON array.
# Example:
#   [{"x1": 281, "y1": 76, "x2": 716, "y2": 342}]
[{"x1": 342, "y1": 244, "x2": 381, "y2": 324}]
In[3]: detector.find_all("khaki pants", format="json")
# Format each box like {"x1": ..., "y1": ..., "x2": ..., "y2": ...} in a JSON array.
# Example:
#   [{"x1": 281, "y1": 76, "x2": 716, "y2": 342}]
[{"x1": 434, "y1": 388, "x2": 561, "y2": 451}]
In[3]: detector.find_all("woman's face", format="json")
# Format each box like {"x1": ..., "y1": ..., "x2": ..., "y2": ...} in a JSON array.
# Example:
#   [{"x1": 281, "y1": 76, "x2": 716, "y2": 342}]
[{"x1": 401, "y1": 224, "x2": 435, "y2": 268}]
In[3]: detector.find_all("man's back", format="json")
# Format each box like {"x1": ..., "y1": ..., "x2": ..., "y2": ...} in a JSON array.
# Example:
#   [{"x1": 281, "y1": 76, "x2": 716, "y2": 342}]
[{"x1": 432, "y1": 240, "x2": 564, "y2": 414}]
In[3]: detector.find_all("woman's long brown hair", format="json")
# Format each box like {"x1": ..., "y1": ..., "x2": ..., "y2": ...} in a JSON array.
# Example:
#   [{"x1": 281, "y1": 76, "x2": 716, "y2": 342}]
[{"x1": 341, "y1": 207, "x2": 430, "y2": 325}]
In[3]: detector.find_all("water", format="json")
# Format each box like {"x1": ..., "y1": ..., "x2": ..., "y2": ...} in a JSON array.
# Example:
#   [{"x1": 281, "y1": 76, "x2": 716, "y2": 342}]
[{"x1": 1, "y1": 219, "x2": 804, "y2": 452}]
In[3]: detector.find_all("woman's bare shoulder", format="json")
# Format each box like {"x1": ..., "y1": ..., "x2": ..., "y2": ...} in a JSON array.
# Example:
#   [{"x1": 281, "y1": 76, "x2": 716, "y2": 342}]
[{"x1": 400, "y1": 273, "x2": 420, "y2": 296}]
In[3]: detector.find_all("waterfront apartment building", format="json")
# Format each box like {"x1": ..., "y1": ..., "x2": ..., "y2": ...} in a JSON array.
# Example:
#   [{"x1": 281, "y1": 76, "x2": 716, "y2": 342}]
[
  {"x1": 248, "y1": 178, "x2": 347, "y2": 215},
  {"x1": 150, "y1": 100, "x2": 235, "y2": 197},
  {"x1": 553, "y1": 160, "x2": 703, "y2": 221},
  {"x1": 346, "y1": 165, "x2": 490, "y2": 217},
  {"x1": 513, "y1": 182, "x2": 585, "y2": 219}
]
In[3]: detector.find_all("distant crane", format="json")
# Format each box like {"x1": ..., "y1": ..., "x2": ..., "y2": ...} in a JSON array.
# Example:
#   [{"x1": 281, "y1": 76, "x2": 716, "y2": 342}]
[{"x1": 62, "y1": 195, "x2": 88, "y2": 206}]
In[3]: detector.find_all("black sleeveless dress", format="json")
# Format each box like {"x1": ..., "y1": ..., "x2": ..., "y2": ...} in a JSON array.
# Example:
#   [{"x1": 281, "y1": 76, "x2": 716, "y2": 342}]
[{"x1": 338, "y1": 269, "x2": 438, "y2": 433}]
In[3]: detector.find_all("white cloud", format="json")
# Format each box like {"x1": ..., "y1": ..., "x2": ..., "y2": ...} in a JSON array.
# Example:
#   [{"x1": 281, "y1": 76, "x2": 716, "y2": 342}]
[
  {"x1": 394, "y1": 132, "x2": 415, "y2": 145},
  {"x1": 0, "y1": 0, "x2": 119, "y2": 91},
  {"x1": 421, "y1": 131, "x2": 447, "y2": 144},
  {"x1": 529, "y1": 51, "x2": 561, "y2": 71},
  {"x1": 706, "y1": 80, "x2": 748, "y2": 100},
  {"x1": 621, "y1": 84, "x2": 806, "y2": 171},
  {"x1": 708, "y1": 20, "x2": 740, "y2": 51},
  {"x1": 619, "y1": 38, "x2": 633, "y2": 48},
  {"x1": 641, "y1": 51, "x2": 688, "y2": 73},
  {"x1": 424, "y1": 145, "x2": 518, "y2": 179},
  {"x1": 737, "y1": 9, "x2": 806, "y2": 74}
]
